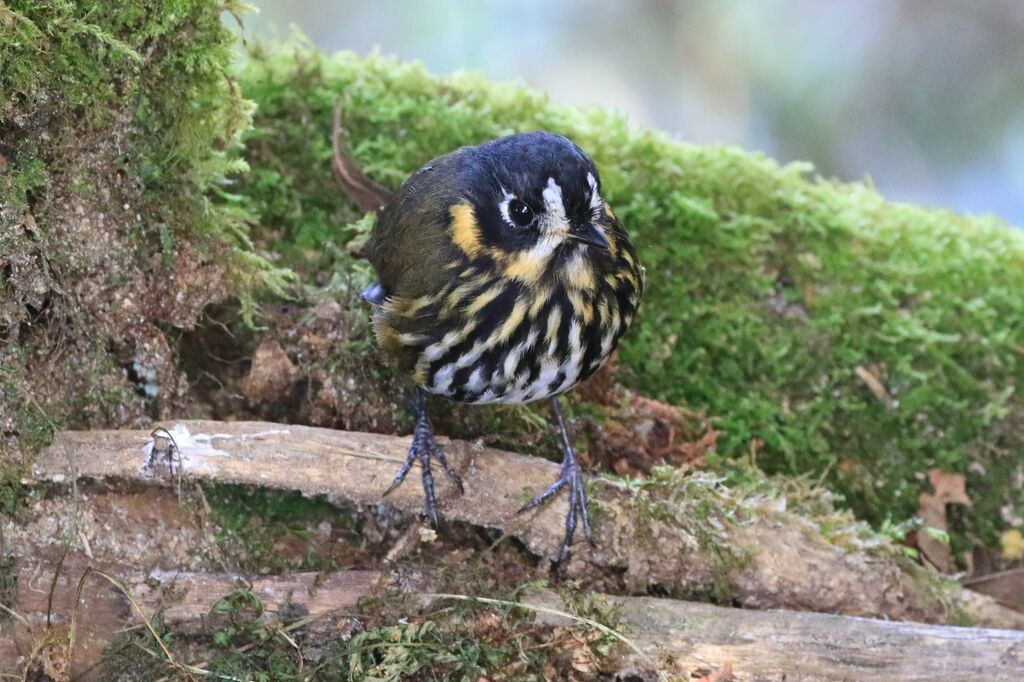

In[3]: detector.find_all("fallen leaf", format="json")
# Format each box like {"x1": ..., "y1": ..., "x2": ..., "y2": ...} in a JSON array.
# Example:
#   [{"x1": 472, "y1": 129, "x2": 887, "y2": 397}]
[
  {"x1": 472, "y1": 611, "x2": 502, "y2": 637},
  {"x1": 569, "y1": 638, "x2": 598, "y2": 674},
  {"x1": 242, "y1": 340, "x2": 299, "y2": 406},
  {"x1": 927, "y1": 469, "x2": 972, "y2": 506},
  {"x1": 916, "y1": 469, "x2": 972, "y2": 573}
]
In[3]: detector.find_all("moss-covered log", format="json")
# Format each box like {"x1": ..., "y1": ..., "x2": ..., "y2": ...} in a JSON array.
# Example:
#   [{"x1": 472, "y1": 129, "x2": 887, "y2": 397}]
[
  {"x1": 0, "y1": 1, "x2": 288, "y2": 466},
  {"x1": 7, "y1": 561, "x2": 1023, "y2": 681}
]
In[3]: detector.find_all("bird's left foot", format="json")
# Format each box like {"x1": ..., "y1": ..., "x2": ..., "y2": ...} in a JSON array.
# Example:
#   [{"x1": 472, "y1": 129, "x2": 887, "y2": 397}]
[
  {"x1": 518, "y1": 398, "x2": 594, "y2": 563},
  {"x1": 383, "y1": 389, "x2": 464, "y2": 526}
]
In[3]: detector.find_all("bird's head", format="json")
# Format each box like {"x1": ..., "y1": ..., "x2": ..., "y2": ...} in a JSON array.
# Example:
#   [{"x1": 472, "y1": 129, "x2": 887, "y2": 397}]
[{"x1": 446, "y1": 132, "x2": 622, "y2": 283}]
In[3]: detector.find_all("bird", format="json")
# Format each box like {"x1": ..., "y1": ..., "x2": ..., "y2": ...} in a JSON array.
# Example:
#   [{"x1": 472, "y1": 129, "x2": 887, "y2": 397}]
[{"x1": 356, "y1": 130, "x2": 644, "y2": 561}]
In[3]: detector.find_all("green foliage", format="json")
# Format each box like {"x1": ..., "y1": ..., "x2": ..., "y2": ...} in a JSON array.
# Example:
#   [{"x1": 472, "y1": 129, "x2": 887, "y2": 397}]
[
  {"x1": 0, "y1": 554, "x2": 16, "y2": 623},
  {"x1": 236, "y1": 36, "x2": 1024, "y2": 552},
  {"x1": 0, "y1": 0, "x2": 254, "y2": 248},
  {"x1": 332, "y1": 620, "x2": 491, "y2": 681}
]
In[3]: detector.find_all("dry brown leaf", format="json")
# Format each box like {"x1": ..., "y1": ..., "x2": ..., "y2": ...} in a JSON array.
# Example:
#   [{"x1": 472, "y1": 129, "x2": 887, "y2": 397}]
[
  {"x1": 569, "y1": 636, "x2": 599, "y2": 674},
  {"x1": 242, "y1": 340, "x2": 299, "y2": 406},
  {"x1": 916, "y1": 469, "x2": 972, "y2": 573},
  {"x1": 599, "y1": 392, "x2": 717, "y2": 475},
  {"x1": 927, "y1": 469, "x2": 972, "y2": 506}
]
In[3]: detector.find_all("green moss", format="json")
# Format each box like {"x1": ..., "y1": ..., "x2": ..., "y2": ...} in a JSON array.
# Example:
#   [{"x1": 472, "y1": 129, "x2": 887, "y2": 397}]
[
  {"x1": 98, "y1": 578, "x2": 622, "y2": 680},
  {"x1": 0, "y1": 1, "x2": 293, "y2": 458},
  {"x1": 626, "y1": 467, "x2": 755, "y2": 601},
  {"x1": 0, "y1": 554, "x2": 16, "y2": 623},
  {"x1": 236, "y1": 36, "x2": 1024, "y2": 552},
  {"x1": 898, "y1": 556, "x2": 974, "y2": 627},
  {"x1": 201, "y1": 483, "x2": 365, "y2": 573}
]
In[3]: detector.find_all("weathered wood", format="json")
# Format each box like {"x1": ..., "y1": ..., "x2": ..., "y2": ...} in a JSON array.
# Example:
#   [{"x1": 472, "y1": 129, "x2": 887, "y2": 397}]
[
  {"x1": 29, "y1": 421, "x2": 1024, "y2": 629},
  {"x1": 5, "y1": 560, "x2": 1023, "y2": 682},
  {"x1": 131, "y1": 569, "x2": 380, "y2": 629},
  {"x1": 525, "y1": 590, "x2": 1024, "y2": 682},
  {"x1": 1, "y1": 563, "x2": 379, "y2": 679}
]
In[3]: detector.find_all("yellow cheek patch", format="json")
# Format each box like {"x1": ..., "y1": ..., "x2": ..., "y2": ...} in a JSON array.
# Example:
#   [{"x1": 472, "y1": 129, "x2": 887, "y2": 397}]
[
  {"x1": 450, "y1": 202, "x2": 483, "y2": 258},
  {"x1": 504, "y1": 250, "x2": 547, "y2": 285}
]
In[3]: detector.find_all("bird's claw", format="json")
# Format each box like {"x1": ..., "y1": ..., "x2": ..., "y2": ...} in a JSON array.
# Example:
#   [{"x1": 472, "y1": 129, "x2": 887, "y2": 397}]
[
  {"x1": 383, "y1": 391, "x2": 463, "y2": 526},
  {"x1": 518, "y1": 452, "x2": 593, "y2": 564}
]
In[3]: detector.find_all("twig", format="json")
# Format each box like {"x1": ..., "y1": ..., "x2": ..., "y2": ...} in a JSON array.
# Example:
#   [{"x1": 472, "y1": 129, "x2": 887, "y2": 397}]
[
  {"x1": 69, "y1": 567, "x2": 203, "y2": 680},
  {"x1": 854, "y1": 365, "x2": 897, "y2": 409},
  {"x1": 330, "y1": 100, "x2": 392, "y2": 212}
]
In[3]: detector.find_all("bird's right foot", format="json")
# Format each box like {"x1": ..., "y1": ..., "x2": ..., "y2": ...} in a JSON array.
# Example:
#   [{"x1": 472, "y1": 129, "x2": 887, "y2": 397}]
[{"x1": 383, "y1": 389, "x2": 464, "y2": 526}]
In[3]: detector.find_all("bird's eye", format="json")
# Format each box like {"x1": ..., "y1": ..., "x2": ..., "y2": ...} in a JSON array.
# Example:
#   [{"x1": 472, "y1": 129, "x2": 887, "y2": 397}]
[{"x1": 507, "y1": 199, "x2": 534, "y2": 227}]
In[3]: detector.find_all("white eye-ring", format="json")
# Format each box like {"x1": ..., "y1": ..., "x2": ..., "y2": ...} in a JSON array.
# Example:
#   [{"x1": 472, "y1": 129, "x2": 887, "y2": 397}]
[{"x1": 499, "y1": 189, "x2": 535, "y2": 228}]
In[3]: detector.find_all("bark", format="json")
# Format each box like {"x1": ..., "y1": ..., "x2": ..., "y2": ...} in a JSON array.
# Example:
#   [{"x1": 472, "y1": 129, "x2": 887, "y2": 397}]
[{"x1": 28, "y1": 420, "x2": 1024, "y2": 630}]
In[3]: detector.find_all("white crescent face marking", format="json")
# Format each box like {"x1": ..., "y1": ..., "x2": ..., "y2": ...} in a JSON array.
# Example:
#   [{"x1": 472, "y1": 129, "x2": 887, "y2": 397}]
[
  {"x1": 542, "y1": 177, "x2": 566, "y2": 218},
  {"x1": 498, "y1": 186, "x2": 517, "y2": 227},
  {"x1": 586, "y1": 172, "x2": 603, "y2": 215},
  {"x1": 539, "y1": 177, "x2": 570, "y2": 238}
]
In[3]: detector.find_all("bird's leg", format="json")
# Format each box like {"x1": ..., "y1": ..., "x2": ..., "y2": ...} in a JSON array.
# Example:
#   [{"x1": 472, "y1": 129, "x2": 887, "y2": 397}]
[
  {"x1": 383, "y1": 388, "x2": 464, "y2": 526},
  {"x1": 518, "y1": 397, "x2": 593, "y2": 562}
]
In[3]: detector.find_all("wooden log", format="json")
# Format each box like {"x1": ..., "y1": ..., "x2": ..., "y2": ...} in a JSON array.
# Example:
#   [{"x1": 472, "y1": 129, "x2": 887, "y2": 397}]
[
  {"x1": 5, "y1": 561, "x2": 1023, "y2": 682},
  {"x1": 0, "y1": 562, "x2": 379, "y2": 679},
  {"x1": 525, "y1": 590, "x2": 1024, "y2": 682},
  {"x1": 28, "y1": 421, "x2": 1024, "y2": 629}
]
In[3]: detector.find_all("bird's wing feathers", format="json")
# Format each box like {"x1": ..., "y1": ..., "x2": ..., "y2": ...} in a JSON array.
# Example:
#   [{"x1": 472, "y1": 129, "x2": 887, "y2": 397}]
[{"x1": 365, "y1": 151, "x2": 466, "y2": 302}]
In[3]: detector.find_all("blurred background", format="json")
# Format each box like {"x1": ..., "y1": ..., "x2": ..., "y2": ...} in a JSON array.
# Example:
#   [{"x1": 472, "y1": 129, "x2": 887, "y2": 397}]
[{"x1": 242, "y1": 0, "x2": 1024, "y2": 226}]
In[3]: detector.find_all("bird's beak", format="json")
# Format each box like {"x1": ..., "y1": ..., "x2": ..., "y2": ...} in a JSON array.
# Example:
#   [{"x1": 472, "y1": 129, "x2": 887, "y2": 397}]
[{"x1": 568, "y1": 223, "x2": 610, "y2": 250}]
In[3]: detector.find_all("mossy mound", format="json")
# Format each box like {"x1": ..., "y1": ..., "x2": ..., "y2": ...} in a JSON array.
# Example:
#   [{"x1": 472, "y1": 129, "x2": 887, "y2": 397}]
[
  {"x1": 235, "y1": 36, "x2": 1024, "y2": 555},
  {"x1": 0, "y1": 1, "x2": 290, "y2": 460}
]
